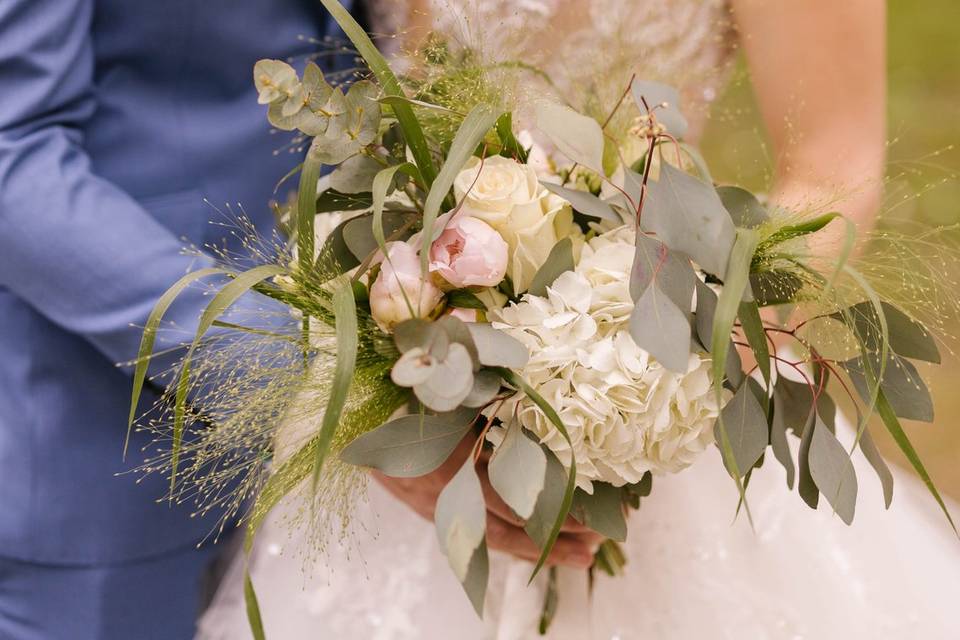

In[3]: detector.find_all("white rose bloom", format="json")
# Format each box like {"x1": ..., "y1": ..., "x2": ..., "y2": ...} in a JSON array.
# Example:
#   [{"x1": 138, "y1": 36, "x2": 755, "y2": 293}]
[
  {"x1": 453, "y1": 155, "x2": 580, "y2": 294},
  {"x1": 490, "y1": 226, "x2": 726, "y2": 491}
]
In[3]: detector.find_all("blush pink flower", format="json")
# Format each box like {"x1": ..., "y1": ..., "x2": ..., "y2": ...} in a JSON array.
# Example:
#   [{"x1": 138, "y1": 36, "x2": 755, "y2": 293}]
[
  {"x1": 369, "y1": 241, "x2": 443, "y2": 333},
  {"x1": 428, "y1": 214, "x2": 508, "y2": 289}
]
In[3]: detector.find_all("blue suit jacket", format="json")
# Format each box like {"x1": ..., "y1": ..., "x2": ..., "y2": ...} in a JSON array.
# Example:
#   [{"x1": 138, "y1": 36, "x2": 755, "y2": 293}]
[{"x1": 0, "y1": 0, "x2": 358, "y2": 564}]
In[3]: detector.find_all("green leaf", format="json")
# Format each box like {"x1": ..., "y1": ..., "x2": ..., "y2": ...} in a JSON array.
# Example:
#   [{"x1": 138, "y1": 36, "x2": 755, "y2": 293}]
[
  {"x1": 629, "y1": 234, "x2": 696, "y2": 312},
  {"x1": 694, "y1": 280, "x2": 717, "y2": 352},
  {"x1": 628, "y1": 284, "x2": 691, "y2": 374},
  {"x1": 372, "y1": 163, "x2": 418, "y2": 249},
  {"x1": 342, "y1": 211, "x2": 416, "y2": 262},
  {"x1": 832, "y1": 301, "x2": 940, "y2": 364},
  {"x1": 808, "y1": 415, "x2": 858, "y2": 524},
  {"x1": 435, "y1": 456, "x2": 487, "y2": 582},
  {"x1": 630, "y1": 80, "x2": 688, "y2": 138},
  {"x1": 317, "y1": 0, "x2": 437, "y2": 187},
  {"x1": 845, "y1": 353, "x2": 934, "y2": 422},
  {"x1": 642, "y1": 164, "x2": 736, "y2": 277},
  {"x1": 447, "y1": 288, "x2": 488, "y2": 310},
  {"x1": 875, "y1": 389, "x2": 955, "y2": 533},
  {"x1": 244, "y1": 569, "x2": 267, "y2": 640},
  {"x1": 528, "y1": 237, "x2": 575, "y2": 297},
  {"x1": 535, "y1": 101, "x2": 604, "y2": 171},
  {"x1": 329, "y1": 154, "x2": 383, "y2": 194},
  {"x1": 462, "y1": 369, "x2": 501, "y2": 408},
  {"x1": 171, "y1": 264, "x2": 286, "y2": 488},
  {"x1": 523, "y1": 446, "x2": 567, "y2": 550},
  {"x1": 710, "y1": 228, "x2": 760, "y2": 519},
  {"x1": 466, "y1": 323, "x2": 529, "y2": 368},
  {"x1": 461, "y1": 542, "x2": 489, "y2": 617},
  {"x1": 541, "y1": 182, "x2": 620, "y2": 223},
  {"x1": 718, "y1": 186, "x2": 768, "y2": 228},
  {"x1": 714, "y1": 380, "x2": 768, "y2": 477},
  {"x1": 760, "y1": 212, "x2": 841, "y2": 250},
  {"x1": 774, "y1": 376, "x2": 815, "y2": 436},
  {"x1": 858, "y1": 425, "x2": 894, "y2": 508},
  {"x1": 796, "y1": 408, "x2": 819, "y2": 510},
  {"x1": 769, "y1": 388, "x2": 797, "y2": 489},
  {"x1": 414, "y1": 343, "x2": 475, "y2": 412},
  {"x1": 738, "y1": 300, "x2": 770, "y2": 385},
  {"x1": 297, "y1": 152, "x2": 324, "y2": 274},
  {"x1": 570, "y1": 483, "x2": 627, "y2": 542},
  {"x1": 339, "y1": 409, "x2": 476, "y2": 477},
  {"x1": 311, "y1": 281, "x2": 358, "y2": 486},
  {"x1": 489, "y1": 425, "x2": 548, "y2": 519},
  {"x1": 126, "y1": 267, "x2": 225, "y2": 456},
  {"x1": 494, "y1": 369, "x2": 576, "y2": 579},
  {"x1": 316, "y1": 189, "x2": 373, "y2": 213},
  {"x1": 420, "y1": 103, "x2": 502, "y2": 278},
  {"x1": 495, "y1": 112, "x2": 529, "y2": 163}
]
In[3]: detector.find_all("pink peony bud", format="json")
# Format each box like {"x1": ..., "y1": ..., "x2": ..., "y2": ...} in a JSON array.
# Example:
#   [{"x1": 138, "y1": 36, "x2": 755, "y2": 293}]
[
  {"x1": 370, "y1": 241, "x2": 443, "y2": 333},
  {"x1": 428, "y1": 214, "x2": 508, "y2": 289}
]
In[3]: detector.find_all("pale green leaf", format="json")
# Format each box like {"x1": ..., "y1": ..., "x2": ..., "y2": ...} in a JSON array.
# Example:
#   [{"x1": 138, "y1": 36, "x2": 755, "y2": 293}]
[
  {"x1": 466, "y1": 323, "x2": 529, "y2": 368},
  {"x1": 534, "y1": 101, "x2": 604, "y2": 171},
  {"x1": 832, "y1": 301, "x2": 940, "y2": 364},
  {"x1": 718, "y1": 186, "x2": 767, "y2": 228},
  {"x1": 845, "y1": 353, "x2": 934, "y2": 422},
  {"x1": 714, "y1": 380, "x2": 768, "y2": 477},
  {"x1": 570, "y1": 483, "x2": 627, "y2": 542},
  {"x1": 808, "y1": 415, "x2": 858, "y2": 524},
  {"x1": 489, "y1": 425, "x2": 547, "y2": 519},
  {"x1": 528, "y1": 237, "x2": 574, "y2": 297},
  {"x1": 541, "y1": 182, "x2": 620, "y2": 223},
  {"x1": 628, "y1": 284, "x2": 691, "y2": 374},
  {"x1": 329, "y1": 154, "x2": 383, "y2": 194},
  {"x1": 436, "y1": 456, "x2": 487, "y2": 581},
  {"x1": 244, "y1": 569, "x2": 267, "y2": 640},
  {"x1": 339, "y1": 409, "x2": 476, "y2": 477},
  {"x1": 858, "y1": 425, "x2": 894, "y2": 508}
]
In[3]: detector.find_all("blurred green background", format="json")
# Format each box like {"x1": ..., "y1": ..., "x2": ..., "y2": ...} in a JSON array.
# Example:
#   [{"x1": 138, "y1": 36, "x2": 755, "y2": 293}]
[{"x1": 702, "y1": 0, "x2": 960, "y2": 499}]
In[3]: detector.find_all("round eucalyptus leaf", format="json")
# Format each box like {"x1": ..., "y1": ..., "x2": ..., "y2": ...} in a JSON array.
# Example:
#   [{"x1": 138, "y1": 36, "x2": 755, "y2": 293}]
[
  {"x1": 461, "y1": 370, "x2": 502, "y2": 408},
  {"x1": 390, "y1": 347, "x2": 436, "y2": 387}
]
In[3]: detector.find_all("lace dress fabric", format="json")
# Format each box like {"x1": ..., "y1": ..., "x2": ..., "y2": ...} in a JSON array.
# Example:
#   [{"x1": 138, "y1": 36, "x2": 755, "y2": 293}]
[{"x1": 196, "y1": 2, "x2": 960, "y2": 638}]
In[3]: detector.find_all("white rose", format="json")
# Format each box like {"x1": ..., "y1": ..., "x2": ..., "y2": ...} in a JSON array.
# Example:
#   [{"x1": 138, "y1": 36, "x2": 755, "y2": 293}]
[{"x1": 454, "y1": 155, "x2": 578, "y2": 293}]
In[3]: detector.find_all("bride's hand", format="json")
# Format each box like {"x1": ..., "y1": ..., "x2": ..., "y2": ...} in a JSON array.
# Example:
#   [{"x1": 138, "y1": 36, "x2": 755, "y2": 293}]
[{"x1": 372, "y1": 436, "x2": 601, "y2": 569}]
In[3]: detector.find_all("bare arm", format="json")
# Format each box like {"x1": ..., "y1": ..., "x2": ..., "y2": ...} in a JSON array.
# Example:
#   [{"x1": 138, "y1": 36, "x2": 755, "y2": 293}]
[{"x1": 731, "y1": 0, "x2": 887, "y2": 239}]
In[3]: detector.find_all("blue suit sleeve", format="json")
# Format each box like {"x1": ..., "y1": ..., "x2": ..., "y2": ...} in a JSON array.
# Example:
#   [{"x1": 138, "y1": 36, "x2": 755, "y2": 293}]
[{"x1": 0, "y1": 0, "x2": 285, "y2": 375}]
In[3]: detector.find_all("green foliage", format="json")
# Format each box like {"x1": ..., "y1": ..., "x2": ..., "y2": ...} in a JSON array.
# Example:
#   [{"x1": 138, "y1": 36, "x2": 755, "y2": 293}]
[
  {"x1": 528, "y1": 238, "x2": 574, "y2": 297},
  {"x1": 488, "y1": 424, "x2": 547, "y2": 519}
]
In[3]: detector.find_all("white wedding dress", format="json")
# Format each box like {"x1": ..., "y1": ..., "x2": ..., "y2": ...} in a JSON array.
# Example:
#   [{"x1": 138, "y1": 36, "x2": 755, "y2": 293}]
[{"x1": 197, "y1": 2, "x2": 960, "y2": 638}]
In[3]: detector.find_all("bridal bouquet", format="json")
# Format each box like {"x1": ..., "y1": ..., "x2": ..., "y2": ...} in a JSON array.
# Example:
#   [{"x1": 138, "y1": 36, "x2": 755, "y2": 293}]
[{"x1": 128, "y1": 0, "x2": 955, "y2": 634}]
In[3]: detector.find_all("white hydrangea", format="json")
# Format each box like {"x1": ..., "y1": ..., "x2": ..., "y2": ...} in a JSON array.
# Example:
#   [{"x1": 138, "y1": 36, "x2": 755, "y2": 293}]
[{"x1": 490, "y1": 226, "x2": 724, "y2": 491}]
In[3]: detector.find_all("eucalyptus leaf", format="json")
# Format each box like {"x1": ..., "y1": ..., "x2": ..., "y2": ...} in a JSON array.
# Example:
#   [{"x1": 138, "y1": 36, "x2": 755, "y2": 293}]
[
  {"x1": 524, "y1": 447, "x2": 568, "y2": 550},
  {"x1": 253, "y1": 59, "x2": 298, "y2": 105},
  {"x1": 832, "y1": 301, "x2": 940, "y2": 364},
  {"x1": 462, "y1": 369, "x2": 501, "y2": 408},
  {"x1": 390, "y1": 347, "x2": 436, "y2": 387},
  {"x1": 845, "y1": 353, "x2": 934, "y2": 422},
  {"x1": 773, "y1": 376, "x2": 816, "y2": 436},
  {"x1": 489, "y1": 426, "x2": 548, "y2": 519},
  {"x1": 534, "y1": 101, "x2": 605, "y2": 172},
  {"x1": 718, "y1": 186, "x2": 768, "y2": 228},
  {"x1": 693, "y1": 280, "x2": 717, "y2": 352},
  {"x1": 460, "y1": 542, "x2": 489, "y2": 616},
  {"x1": 642, "y1": 164, "x2": 736, "y2": 277},
  {"x1": 630, "y1": 80, "x2": 688, "y2": 138},
  {"x1": 570, "y1": 483, "x2": 627, "y2": 542},
  {"x1": 329, "y1": 154, "x2": 384, "y2": 194},
  {"x1": 466, "y1": 323, "x2": 529, "y2": 368},
  {"x1": 435, "y1": 456, "x2": 487, "y2": 581},
  {"x1": 630, "y1": 234, "x2": 696, "y2": 313},
  {"x1": 342, "y1": 212, "x2": 416, "y2": 262},
  {"x1": 629, "y1": 284, "x2": 691, "y2": 374},
  {"x1": 339, "y1": 409, "x2": 476, "y2": 477},
  {"x1": 796, "y1": 409, "x2": 819, "y2": 510},
  {"x1": 808, "y1": 416, "x2": 858, "y2": 524},
  {"x1": 770, "y1": 389, "x2": 797, "y2": 489},
  {"x1": 414, "y1": 343, "x2": 475, "y2": 412},
  {"x1": 858, "y1": 425, "x2": 894, "y2": 508},
  {"x1": 738, "y1": 300, "x2": 770, "y2": 385},
  {"x1": 528, "y1": 237, "x2": 575, "y2": 297},
  {"x1": 714, "y1": 380, "x2": 768, "y2": 477},
  {"x1": 541, "y1": 182, "x2": 620, "y2": 223}
]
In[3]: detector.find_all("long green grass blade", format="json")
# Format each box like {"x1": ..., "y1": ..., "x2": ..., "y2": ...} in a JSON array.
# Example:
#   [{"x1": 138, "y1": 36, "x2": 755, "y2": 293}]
[
  {"x1": 420, "y1": 104, "x2": 501, "y2": 278},
  {"x1": 126, "y1": 267, "x2": 225, "y2": 457},
  {"x1": 494, "y1": 367, "x2": 576, "y2": 581},
  {"x1": 244, "y1": 568, "x2": 267, "y2": 640},
  {"x1": 317, "y1": 0, "x2": 437, "y2": 187},
  {"x1": 711, "y1": 228, "x2": 760, "y2": 525},
  {"x1": 875, "y1": 390, "x2": 957, "y2": 535},
  {"x1": 311, "y1": 281, "x2": 359, "y2": 486},
  {"x1": 297, "y1": 151, "x2": 323, "y2": 275},
  {"x1": 171, "y1": 265, "x2": 286, "y2": 490}
]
